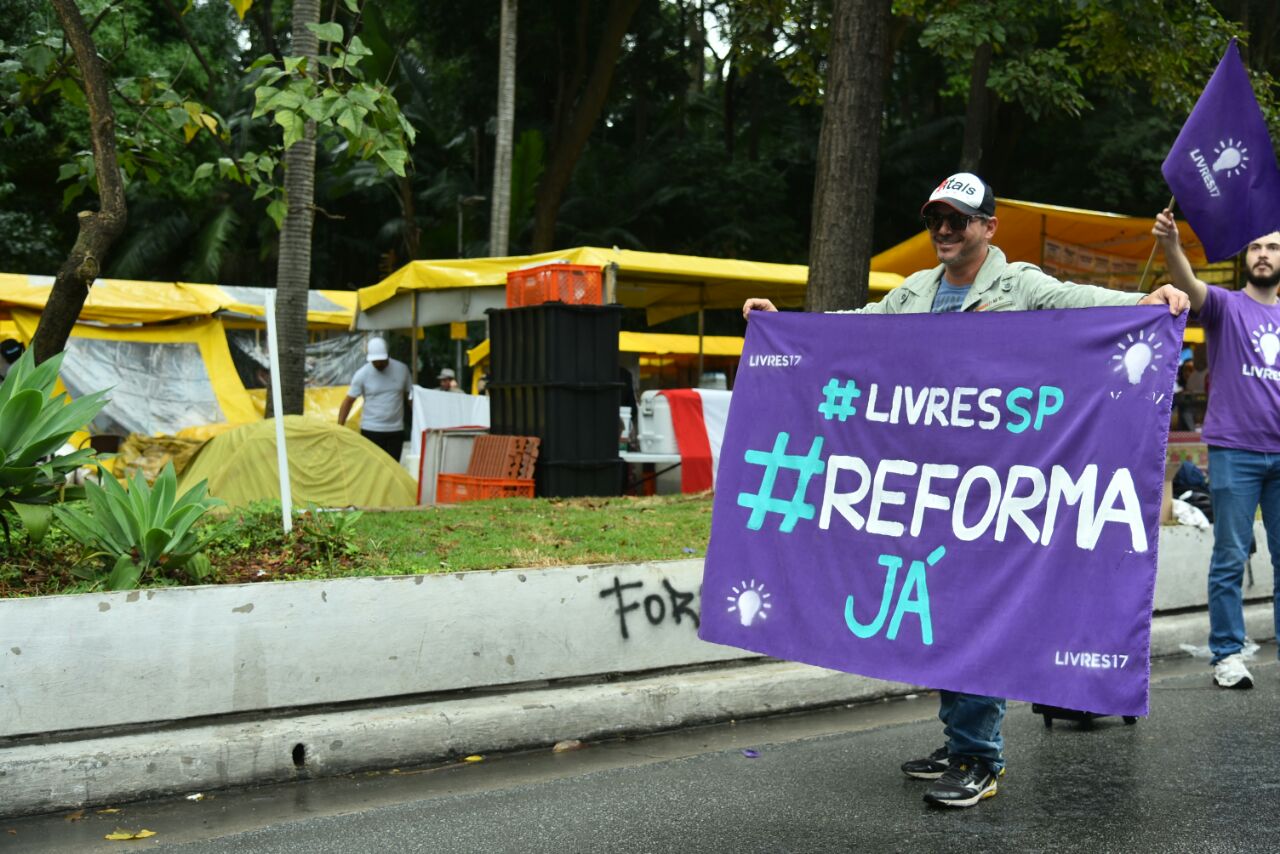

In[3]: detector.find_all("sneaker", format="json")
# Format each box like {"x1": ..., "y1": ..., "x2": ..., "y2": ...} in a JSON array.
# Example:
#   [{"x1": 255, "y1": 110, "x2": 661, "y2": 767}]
[
  {"x1": 1213, "y1": 653, "x2": 1254, "y2": 689},
  {"x1": 901, "y1": 746, "x2": 950, "y2": 780},
  {"x1": 922, "y1": 759, "x2": 998, "y2": 808}
]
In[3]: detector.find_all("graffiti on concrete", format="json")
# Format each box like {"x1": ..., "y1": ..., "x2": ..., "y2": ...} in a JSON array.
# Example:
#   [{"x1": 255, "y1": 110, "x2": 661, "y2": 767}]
[{"x1": 599, "y1": 577, "x2": 700, "y2": 640}]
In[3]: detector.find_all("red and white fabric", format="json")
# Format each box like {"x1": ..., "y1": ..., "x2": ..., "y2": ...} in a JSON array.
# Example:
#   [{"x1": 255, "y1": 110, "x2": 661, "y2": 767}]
[{"x1": 658, "y1": 389, "x2": 731, "y2": 493}]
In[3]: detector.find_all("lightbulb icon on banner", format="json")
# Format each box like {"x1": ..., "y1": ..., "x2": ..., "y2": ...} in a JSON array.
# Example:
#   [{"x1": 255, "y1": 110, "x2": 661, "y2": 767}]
[
  {"x1": 1112, "y1": 330, "x2": 1163, "y2": 385},
  {"x1": 1211, "y1": 138, "x2": 1249, "y2": 178},
  {"x1": 727, "y1": 580, "x2": 772, "y2": 627},
  {"x1": 1251, "y1": 323, "x2": 1280, "y2": 365}
]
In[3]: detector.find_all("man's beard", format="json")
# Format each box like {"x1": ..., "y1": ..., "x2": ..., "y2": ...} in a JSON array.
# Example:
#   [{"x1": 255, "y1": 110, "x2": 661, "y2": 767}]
[{"x1": 1246, "y1": 266, "x2": 1280, "y2": 289}]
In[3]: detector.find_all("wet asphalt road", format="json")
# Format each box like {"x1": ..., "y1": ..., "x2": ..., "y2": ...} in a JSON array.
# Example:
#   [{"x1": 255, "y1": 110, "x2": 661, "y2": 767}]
[{"x1": 5, "y1": 647, "x2": 1277, "y2": 854}]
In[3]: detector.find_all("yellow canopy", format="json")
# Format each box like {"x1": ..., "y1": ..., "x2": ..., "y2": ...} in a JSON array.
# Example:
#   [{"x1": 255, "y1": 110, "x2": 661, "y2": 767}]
[
  {"x1": 359, "y1": 247, "x2": 904, "y2": 327},
  {"x1": 0, "y1": 274, "x2": 356, "y2": 329},
  {"x1": 871, "y1": 198, "x2": 1211, "y2": 279},
  {"x1": 0, "y1": 274, "x2": 223, "y2": 325}
]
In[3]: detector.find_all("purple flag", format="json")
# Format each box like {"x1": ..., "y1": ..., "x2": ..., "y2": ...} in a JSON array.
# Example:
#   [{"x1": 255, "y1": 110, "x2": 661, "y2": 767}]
[
  {"x1": 699, "y1": 307, "x2": 1186, "y2": 717},
  {"x1": 1161, "y1": 38, "x2": 1280, "y2": 262}
]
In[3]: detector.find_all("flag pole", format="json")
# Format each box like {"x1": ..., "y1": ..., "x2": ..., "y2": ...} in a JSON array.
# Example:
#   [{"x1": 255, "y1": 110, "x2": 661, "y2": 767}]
[{"x1": 1138, "y1": 194, "x2": 1177, "y2": 292}]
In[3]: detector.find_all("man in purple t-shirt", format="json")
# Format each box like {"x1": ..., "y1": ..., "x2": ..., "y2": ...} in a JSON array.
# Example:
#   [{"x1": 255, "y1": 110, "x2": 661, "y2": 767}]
[{"x1": 1154, "y1": 209, "x2": 1280, "y2": 690}]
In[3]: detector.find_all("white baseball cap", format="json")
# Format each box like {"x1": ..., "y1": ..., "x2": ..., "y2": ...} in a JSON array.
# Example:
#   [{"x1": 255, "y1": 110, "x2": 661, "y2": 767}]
[
  {"x1": 367, "y1": 337, "x2": 389, "y2": 362},
  {"x1": 922, "y1": 172, "x2": 995, "y2": 217}
]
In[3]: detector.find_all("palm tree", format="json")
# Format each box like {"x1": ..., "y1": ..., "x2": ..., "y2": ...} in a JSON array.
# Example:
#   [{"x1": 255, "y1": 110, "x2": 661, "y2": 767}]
[
  {"x1": 271, "y1": 0, "x2": 320, "y2": 416},
  {"x1": 488, "y1": 0, "x2": 518, "y2": 257}
]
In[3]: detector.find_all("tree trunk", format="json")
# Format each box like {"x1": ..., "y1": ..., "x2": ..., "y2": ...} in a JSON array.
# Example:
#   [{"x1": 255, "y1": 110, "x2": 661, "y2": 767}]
[
  {"x1": 530, "y1": 0, "x2": 642, "y2": 252},
  {"x1": 270, "y1": 0, "x2": 320, "y2": 417},
  {"x1": 723, "y1": 57, "x2": 737, "y2": 159},
  {"x1": 398, "y1": 176, "x2": 419, "y2": 261},
  {"x1": 958, "y1": 40, "x2": 993, "y2": 172},
  {"x1": 33, "y1": 0, "x2": 128, "y2": 365},
  {"x1": 686, "y1": 0, "x2": 704, "y2": 99},
  {"x1": 805, "y1": 0, "x2": 891, "y2": 312},
  {"x1": 489, "y1": 0, "x2": 518, "y2": 257}
]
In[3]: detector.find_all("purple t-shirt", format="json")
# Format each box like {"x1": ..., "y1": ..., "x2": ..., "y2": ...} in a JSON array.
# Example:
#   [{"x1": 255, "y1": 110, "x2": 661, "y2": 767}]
[{"x1": 1198, "y1": 286, "x2": 1280, "y2": 452}]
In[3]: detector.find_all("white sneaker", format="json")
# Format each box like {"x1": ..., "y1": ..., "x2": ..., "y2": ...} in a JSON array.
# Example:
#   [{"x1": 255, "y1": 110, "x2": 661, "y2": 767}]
[{"x1": 1213, "y1": 653, "x2": 1254, "y2": 689}]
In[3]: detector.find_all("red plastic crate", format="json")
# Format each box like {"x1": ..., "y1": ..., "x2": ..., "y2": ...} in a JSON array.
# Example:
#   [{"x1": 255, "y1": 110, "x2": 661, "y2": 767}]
[
  {"x1": 505, "y1": 264, "x2": 603, "y2": 307},
  {"x1": 436, "y1": 474, "x2": 535, "y2": 503}
]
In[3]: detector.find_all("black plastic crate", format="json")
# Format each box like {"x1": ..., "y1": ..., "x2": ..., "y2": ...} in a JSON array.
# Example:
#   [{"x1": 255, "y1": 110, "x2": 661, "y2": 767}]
[
  {"x1": 536, "y1": 458, "x2": 626, "y2": 498},
  {"x1": 488, "y1": 303, "x2": 622, "y2": 384},
  {"x1": 489, "y1": 381, "x2": 623, "y2": 461}
]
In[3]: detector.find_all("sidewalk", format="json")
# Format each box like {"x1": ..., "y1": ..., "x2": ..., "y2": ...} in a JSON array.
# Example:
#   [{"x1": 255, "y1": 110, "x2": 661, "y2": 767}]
[{"x1": 1, "y1": 603, "x2": 1272, "y2": 819}]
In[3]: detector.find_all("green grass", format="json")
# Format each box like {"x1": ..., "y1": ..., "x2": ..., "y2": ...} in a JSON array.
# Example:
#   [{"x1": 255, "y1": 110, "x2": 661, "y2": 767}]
[
  {"x1": 328, "y1": 493, "x2": 712, "y2": 577},
  {"x1": 0, "y1": 493, "x2": 714, "y2": 597}
]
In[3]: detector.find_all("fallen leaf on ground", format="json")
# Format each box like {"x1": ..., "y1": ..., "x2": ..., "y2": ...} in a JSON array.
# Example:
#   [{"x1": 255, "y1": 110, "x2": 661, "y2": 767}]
[
  {"x1": 64, "y1": 810, "x2": 85, "y2": 822},
  {"x1": 552, "y1": 739, "x2": 584, "y2": 753},
  {"x1": 105, "y1": 828, "x2": 156, "y2": 840},
  {"x1": 97, "y1": 808, "x2": 121, "y2": 814}
]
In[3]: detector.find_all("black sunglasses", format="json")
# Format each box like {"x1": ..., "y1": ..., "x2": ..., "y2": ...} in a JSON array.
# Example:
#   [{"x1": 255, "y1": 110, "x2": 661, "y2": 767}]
[{"x1": 923, "y1": 211, "x2": 986, "y2": 232}]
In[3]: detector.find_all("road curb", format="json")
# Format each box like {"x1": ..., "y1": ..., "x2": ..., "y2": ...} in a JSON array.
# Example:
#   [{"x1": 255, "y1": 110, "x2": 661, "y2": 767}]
[{"x1": 0, "y1": 603, "x2": 1272, "y2": 818}]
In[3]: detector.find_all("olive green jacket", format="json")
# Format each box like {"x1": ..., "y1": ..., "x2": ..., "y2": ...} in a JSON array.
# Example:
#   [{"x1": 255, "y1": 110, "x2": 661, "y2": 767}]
[{"x1": 843, "y1": 245, "x2": 1143, "y2": 315}]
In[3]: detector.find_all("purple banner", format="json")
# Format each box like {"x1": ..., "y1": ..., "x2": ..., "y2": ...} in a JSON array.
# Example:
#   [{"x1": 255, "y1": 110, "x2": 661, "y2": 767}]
[
  {"x1": 1161, "y1": 38, "x2": 1280, "y2": 262},
  {"x1": 700, "y1": 307, "x2": 1186, "y2": 716}
]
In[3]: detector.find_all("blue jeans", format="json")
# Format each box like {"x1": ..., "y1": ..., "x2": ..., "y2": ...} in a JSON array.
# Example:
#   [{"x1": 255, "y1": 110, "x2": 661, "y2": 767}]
[
  {"x1": 939, "y1": 691, "x2": 1005, "y2": 773},
  {"x1": 1206, "y1": 446, "x2": 1280, "y2": 664}
]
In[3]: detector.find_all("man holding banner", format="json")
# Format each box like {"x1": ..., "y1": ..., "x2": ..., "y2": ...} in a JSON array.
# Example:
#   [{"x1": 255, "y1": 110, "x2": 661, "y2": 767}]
[{"x1": 730, "y1": 173, "x2": 1188, "y2": 809}]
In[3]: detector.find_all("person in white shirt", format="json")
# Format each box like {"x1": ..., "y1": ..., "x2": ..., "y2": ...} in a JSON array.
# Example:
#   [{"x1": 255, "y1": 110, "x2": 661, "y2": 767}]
[{"x1": 338, "y1": 337, "x2": 412, "y2": 461}]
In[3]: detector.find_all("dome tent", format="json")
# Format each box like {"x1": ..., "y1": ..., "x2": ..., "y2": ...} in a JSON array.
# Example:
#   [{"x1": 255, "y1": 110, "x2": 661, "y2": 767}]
[{"x1": 179, "y1": 416, "x2": 415, "y2": 509}]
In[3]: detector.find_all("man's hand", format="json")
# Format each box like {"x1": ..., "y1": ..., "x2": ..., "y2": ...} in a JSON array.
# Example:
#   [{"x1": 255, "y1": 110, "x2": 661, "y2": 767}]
[
  {"x1": 1152, "y1": 208, "x2": 1180, "y2": 247},
  {"x1": 742, "y1": 298, "x2": 778, "y2": 320},
  {"x1": 1138, "y1": 284, "x2": 1190, "y2": 315},
  {"x1": 1149, "y1": 207, "x2": 1208, "y2": 312}
]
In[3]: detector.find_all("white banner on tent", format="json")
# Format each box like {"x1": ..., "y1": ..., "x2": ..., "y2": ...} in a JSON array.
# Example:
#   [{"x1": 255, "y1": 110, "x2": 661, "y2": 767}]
[{"x1": 1041, "y1": 237, "x2": 1141, "y2": 291}]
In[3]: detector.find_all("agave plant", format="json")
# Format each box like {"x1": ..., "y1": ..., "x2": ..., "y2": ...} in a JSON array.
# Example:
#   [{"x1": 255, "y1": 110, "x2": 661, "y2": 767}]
[
  {"x1": 53, "y1": 462, "x2": 224, "y2": 590},
  {"x1": 0, "y1": 348, "x2": 108, "y2": 543}
]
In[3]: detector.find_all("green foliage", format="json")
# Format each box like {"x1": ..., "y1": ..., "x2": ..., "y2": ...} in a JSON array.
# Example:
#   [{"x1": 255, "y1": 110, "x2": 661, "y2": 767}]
[
  {"x1": 4, "y1": 0, "x2": 1278, "y2": 290},
  {"x1": 202, "y1": 500, "x2": 364, "y2": 567},
  {"x1": 203, "y1": 3, "x2": 417, "y2": 230},
  {"x1": 296, "y1": 504, "x2": 365, "y2": 560},
  {"x1": 895, "y1": 0, "x2": 1268, "y2": 126},
  {"x1": 0, "y1": 349, "x2": 107, "y2": 544},
  {"x1": 53, "y1": 463, "x2": 223, "y2": 591},
  {"x1": 202, "y1": 499, "x2": 292, "y2": 555}
]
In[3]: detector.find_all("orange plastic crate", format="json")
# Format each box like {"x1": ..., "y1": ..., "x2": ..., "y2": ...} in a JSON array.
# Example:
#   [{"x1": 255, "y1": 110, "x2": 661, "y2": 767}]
[
  {"x1": 436, "y1": 473, "x2": 535, "y2": 503},
  {"x1": 505, "y1": 264, "x2": 603, "y2": 307}
]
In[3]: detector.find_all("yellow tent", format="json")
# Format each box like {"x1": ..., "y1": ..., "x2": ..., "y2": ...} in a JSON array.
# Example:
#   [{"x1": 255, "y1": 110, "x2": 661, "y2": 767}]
[
  {"x1": 0, "y1": 276, "x2": 366, "y2": 437},
  {"x1": 356, "y1": 247, "x2": 905, "y2": 328},
  {"x1": 9, "y1": 310, "x2": 259, "y2": 433},
  {"x1": 0, "y1": 274, "x2": 357, "y2": 329},
  {"x1": 871, "y1": 197, "x2": 1216, "y2": 282},
  {"x1": 871, "y1": 198, "x2": 1221, "y2": 344},
  {"x1": 179, "y1": 416, "x2": 416, "y2": 509}
]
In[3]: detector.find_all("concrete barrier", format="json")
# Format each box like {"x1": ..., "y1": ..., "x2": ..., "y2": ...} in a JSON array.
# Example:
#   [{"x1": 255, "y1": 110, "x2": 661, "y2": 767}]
[
  {"x1": 0, "y1": 559, "x2": 729, "y2": 738},
  {"x1": 0, "y1": 526, "x2": 1272, "y2": 739}
]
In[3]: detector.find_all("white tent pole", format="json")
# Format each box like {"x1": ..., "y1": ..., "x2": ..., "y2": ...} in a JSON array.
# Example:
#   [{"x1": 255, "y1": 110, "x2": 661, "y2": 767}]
[{"x1": 265, "y1": 293, "x2": 293, "y2": 533}]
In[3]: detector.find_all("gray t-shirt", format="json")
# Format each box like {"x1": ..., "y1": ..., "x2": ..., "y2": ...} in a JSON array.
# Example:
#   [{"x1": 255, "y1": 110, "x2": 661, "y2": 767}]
[{"x1": 349, "y1": 359, "x2": 412, "y2": 432}]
